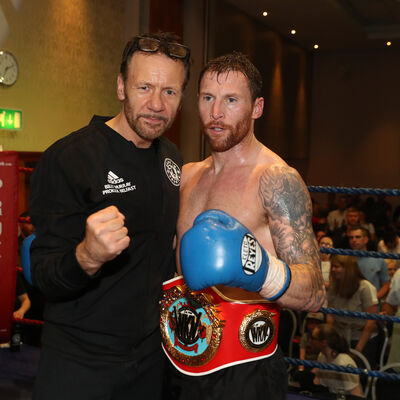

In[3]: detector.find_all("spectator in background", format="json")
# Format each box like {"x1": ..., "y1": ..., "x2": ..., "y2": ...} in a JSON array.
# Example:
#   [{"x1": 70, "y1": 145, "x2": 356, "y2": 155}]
[
  {"x1": 331, "y1": 207, "x2": 361, "y2": 249},
  {"x1": 378, "y1": 229, "x2": 400, "y2": 263},
  {"x1": 382, "y1": 267, "x2": 400, "y2": 371},
  {"x1": 319, "y1": 235, "x2": 333, "y2": 290},
  {"x1": 382, "y1": 259, "x2": 398, "y2": 303},
  {"x1": 17, "y1": 211, "x2": 35, "y2": 266},
  {"x1": 386, "y1": 259, "x2": 398, "y2": 280},
  {"x1": 327, "y1": 255, "x2": 379, "y2": 367},
  {"x1": 290, "y1": 313, "x2": 325, "y2": 389},
  {"x1": 299, "y1": 312, "x2": 325, "y2": 369},
  {"x1": 327, "y1": 195, "x2": 347, "y2": 234},
  {"x1": 315, "y1": 230, "x2": 327, "y2": 243},
  {"x1": 16, "y1": 212, "x2": 44, "y2": 347},
  {"x1": 348, "y1": 226, "x2": 390, "y2": 300},
  {"x1": 312, "y1": 324, "x2": 362, "y2": 397}
]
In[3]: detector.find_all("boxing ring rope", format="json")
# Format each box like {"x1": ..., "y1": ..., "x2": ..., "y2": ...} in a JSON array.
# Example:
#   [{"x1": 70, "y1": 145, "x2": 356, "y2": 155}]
[
  {"x1": 320, "y1": 308, "x2": 400, "y2": 323},
  {"x1": 285, "y1": 357, "x2": 400, "y2": 382},
  {"x1": 307, "y1": 185, "x2": 400, "y2": 197},
  {"x1": 320, "y1": 247, "x2": 400, "y2": 260}
]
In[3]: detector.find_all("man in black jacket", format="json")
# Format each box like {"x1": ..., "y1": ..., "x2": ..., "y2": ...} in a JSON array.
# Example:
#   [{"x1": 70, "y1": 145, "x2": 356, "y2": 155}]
[{"x1": 30, "y1": 33, "x2": 191, "y2": 400}]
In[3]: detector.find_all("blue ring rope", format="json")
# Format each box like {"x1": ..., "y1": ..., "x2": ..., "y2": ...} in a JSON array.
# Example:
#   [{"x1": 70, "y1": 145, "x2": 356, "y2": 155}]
[
  {"x1": 307, "y1": 186, "x2": 400, "y2": 197},
  {"x1": 320, "y1": 247, "x2": 400, "y2": 260},
  {"x1": 319, "y1": 307, "x2": 400, "y2": 324},
  {"x1": 285, "y1": 358, "x2": 400, "y2": 382}
]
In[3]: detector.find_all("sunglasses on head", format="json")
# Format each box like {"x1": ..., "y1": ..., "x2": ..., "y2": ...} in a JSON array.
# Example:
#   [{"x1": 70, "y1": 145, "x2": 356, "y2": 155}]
[{"x1": 135, "y1": 36, "x2": 190, "y2": 61}]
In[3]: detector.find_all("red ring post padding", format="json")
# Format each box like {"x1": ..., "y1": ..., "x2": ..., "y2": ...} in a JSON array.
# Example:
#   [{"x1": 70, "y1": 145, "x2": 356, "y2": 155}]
[
  {"x1": 17, "y1": 166, "x2": 34, "y2": 173},
  {"x1": 12, "y1": 317, "x2": 44, "y2": 326},
  {"x1": 0, "y1": 151, "x2": 18, "y2": 343}
]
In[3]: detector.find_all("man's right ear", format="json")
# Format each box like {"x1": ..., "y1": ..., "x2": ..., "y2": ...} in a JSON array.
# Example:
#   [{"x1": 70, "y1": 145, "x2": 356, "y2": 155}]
[{"x1": 117, "y1": 74, "x2": 126, "y2": 101}]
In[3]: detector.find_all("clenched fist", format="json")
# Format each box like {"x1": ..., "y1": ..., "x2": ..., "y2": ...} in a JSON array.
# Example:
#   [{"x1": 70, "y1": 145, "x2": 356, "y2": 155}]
[{"x1": 76, "y1": 206, "x2": 130, "y2": 275}]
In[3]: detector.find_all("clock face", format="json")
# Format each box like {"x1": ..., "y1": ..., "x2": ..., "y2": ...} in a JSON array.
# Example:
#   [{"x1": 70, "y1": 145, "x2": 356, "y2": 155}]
[{"x1": 0, "y1": 51, "x2": 18, "y2": 86}]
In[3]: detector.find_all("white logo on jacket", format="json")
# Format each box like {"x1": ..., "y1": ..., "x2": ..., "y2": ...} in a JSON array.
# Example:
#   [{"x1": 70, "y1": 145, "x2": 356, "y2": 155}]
[
  {"x1": 102, "y1": 171, "x2": 136, "y2": 195},
  {"x1": 164, "y1": 158, "x2": 181, "y2": 187}
]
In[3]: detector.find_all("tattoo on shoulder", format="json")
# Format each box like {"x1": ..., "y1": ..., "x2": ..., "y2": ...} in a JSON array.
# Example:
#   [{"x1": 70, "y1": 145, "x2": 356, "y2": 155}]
[{"x1": 258, "y1": 164, "x2": 319, "y2": 266}]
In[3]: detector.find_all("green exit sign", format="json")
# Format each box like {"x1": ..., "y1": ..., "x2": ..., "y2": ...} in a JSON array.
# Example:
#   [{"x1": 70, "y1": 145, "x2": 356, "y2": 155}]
[{"x1": 0, "y1": 108, "x2": 22, "y2": 130}]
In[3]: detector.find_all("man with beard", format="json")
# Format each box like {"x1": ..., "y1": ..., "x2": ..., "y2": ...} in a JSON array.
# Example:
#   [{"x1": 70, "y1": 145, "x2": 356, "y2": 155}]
[
  {"x1": 162, "y1": 53, "x2": 325, "y2": 400},
  {"x1": 29, "y1": 33, "x2": 190, "y2": 400}
]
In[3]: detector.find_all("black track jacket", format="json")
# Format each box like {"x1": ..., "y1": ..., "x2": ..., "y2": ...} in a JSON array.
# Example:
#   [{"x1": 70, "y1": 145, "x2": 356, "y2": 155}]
[{"x1": 30, "y1": 116, "x2": 182, "y2": 361}]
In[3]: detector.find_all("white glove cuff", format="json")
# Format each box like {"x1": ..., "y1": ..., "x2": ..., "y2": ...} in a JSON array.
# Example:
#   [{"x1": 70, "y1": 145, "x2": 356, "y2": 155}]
[{"x1": 259, "y1": 252, "x2": 291, "y2": 301}]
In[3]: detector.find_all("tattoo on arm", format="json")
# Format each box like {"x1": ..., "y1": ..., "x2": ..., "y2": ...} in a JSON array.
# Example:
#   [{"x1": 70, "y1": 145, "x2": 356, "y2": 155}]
[
  {"x1": 258, "y1": 164, "x2": 318, "y2": 264},
  {"x1": 258, "y1": 164, "x2": 323, "y2": 307}
]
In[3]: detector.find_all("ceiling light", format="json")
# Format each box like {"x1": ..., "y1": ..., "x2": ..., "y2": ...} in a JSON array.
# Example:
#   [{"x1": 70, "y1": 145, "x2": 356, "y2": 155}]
[
  {"x1": 291, "y1": 29, "x2": 296, "y2": 35},
  {"x1": 262, "y1": 11, "x2": 268, "y2": 17}
]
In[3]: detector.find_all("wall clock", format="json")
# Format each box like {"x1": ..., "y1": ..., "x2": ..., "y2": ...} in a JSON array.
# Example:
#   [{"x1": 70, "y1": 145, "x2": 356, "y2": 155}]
[{"x1": 0, "y1": 51, "x2": 19, "y2": 86}]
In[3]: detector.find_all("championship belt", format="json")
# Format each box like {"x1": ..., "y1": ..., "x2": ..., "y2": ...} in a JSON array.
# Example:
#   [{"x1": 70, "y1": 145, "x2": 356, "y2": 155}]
[{"x1": 160, "y1": 276, "x2": 280, "y2": 376}]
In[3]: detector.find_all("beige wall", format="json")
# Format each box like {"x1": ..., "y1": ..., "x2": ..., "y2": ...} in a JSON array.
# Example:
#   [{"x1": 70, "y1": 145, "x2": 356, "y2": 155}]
[{"x1": 0, "y1": 0, "x2": 140, "y2": 152}]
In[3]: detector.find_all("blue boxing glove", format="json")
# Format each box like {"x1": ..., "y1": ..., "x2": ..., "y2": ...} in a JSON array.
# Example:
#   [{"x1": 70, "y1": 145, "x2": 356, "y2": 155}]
[{"x1": 180, "y1": 209, "x2": 291, "y2": 301}]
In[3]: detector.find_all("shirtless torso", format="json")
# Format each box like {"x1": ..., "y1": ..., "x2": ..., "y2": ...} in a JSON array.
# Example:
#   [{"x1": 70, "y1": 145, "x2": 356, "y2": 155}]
[{"x1": 177, "y1": 136, "x2": 325, "y2": 310}]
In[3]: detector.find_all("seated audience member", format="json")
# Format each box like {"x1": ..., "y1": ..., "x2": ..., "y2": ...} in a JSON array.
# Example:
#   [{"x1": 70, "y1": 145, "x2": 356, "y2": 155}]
[
  {"x1": 327, "y1": 255, "x2": 379, "y2": 367},
  {"x1": 298, "y1": 312, "x2": 325, "y2": 370},
  {"x1": 386, "y1": 259, "x2": 398, "y2": 280},
  {"x1": 315, "y1": 230, "x2": 327, "y2": 243},
  {"x1": 312, "y1": 324, "x2": 362, "y2": 398},
  {"x1": 348, "y1": 226, "x2": 390, "y2": 300},
  {"x1": 17, "y1": 211, "x2": 35, "y2": 266},
  {"x1": 319, "y1": 235, "x2": 333, "y2": 290},
  {"x1": 382, "y1": 268, "x2": 400, "y2": 371},
  {"x1": 290, "y1": 313, "x2": 325, "y2": 389},
  {"x1": 327, "y1": 195, "x2": 348, "y2": 234},
  {"x1": 331, "y1": 207, "x2": 360, "y2": 248},
  {"x1": 378, "y1": 229, "x2": 400, "y2": 266},
  {"x1": 333, "y1": 207, "x2": 376, "y2": 249}
]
